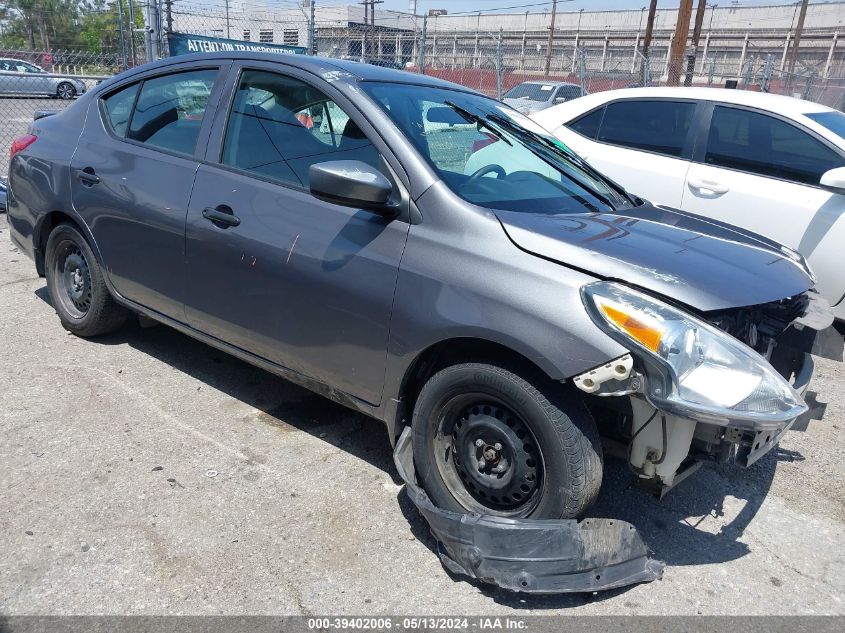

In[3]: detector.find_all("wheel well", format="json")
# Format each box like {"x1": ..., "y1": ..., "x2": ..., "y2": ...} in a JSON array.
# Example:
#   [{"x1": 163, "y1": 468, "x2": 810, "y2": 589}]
[
  {"x1": 392, "y1": 337, "x2": 554, "y2": 440},
  {"x1": 35, "y1": 211, "x2": 81, "y2": 275}
]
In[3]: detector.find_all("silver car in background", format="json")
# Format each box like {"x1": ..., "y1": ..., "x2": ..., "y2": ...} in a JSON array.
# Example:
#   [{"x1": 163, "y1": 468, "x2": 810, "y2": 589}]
[
  {"x1": 502, "y1": 81, "x2": 584, "y2": 115},
  {"x1": 0, "y1": 58, "x2": 86, "y2": 100}
]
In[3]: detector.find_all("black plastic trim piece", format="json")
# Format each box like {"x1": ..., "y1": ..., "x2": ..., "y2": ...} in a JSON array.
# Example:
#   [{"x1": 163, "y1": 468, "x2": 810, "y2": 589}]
[{"x1": 393, "y1": 427, "x2": 664, "y2": 594}]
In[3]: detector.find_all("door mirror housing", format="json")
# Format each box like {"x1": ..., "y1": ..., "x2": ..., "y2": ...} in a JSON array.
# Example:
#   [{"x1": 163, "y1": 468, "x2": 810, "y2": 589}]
[
  {"x1": 820, "y1": 166, "x2": 845, "y2": 195},
  {"x1": 309, "y1": 160, "x2": 398, "y2": 218}
]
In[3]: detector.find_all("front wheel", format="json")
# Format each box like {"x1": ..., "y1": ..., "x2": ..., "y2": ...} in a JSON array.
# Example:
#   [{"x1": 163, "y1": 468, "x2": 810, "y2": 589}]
[
  {"x1": 45, "y1": 223, "x2": 129, "y2": 336},
  {"x1": 412, "y1": 362, "x2": 603, "y2": 520},
  {"x1": 56, "y1": 82, "x2": 76, "y2": 100}
]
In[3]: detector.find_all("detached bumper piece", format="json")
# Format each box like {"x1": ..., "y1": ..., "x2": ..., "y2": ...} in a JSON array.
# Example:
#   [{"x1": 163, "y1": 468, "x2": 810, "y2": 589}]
[{"x1": 393, "y1": 428, "x2": 664, "y2": 593}]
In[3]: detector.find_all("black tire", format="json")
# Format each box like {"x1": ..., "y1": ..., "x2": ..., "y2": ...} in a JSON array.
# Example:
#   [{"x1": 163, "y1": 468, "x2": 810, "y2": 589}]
[
  {"x1": 412, "y1": 362, "x2": 602, "y2": 520},
  {"x1": 56, "y1": 82, "x2": 76, "y2": 100},
  {"x1": 45, "y1": 223, "x2": 129, "y2": 337}
]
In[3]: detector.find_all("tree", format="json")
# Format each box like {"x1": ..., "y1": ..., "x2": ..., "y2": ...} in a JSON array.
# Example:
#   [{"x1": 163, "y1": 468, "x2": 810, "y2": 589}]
[{"x1": 0, "y1": 1, "x2": 142, "y2": 53}]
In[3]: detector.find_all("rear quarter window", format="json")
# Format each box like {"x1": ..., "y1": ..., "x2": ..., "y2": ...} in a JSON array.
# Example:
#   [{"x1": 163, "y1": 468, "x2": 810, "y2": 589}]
[
  {"x1": 568, "y1": 107, "x2": 604, "y2": 139},
  {"x1": 103, "y1": 83, "x2": 140, "y2": 137}
]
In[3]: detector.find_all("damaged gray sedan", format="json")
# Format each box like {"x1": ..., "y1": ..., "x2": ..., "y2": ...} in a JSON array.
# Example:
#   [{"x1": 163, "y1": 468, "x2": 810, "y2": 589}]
[{"x1": 6, "y1": 52, "x2": 838, "y2": 594}]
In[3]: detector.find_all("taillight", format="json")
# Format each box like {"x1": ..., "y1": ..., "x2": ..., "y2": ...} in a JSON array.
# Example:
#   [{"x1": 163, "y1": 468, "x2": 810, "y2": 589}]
[{"x1": 10, "y1": 134, "x2": 37, "y2": 159}]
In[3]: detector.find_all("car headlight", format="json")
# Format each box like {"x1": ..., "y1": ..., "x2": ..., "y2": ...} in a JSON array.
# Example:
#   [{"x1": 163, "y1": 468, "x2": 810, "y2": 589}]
[{"x1": 582, "y1": 282, "x2": 807, "y2": 430}]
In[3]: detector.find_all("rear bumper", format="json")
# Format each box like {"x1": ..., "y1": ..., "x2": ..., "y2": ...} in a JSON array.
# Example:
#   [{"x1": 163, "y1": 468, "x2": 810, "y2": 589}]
[{"x1": 393, "y1": 427, "x2": 663, "y2": 594}]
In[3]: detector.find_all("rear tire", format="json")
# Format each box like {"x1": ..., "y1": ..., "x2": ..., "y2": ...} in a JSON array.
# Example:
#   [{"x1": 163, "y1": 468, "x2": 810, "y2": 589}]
[
  {"x1": 56, "y1": 82, "x2": 76, "y2": 100},
  {"x1": 412, "y1": 362, "x2": 603, "y2": 520},
  {"x1": 45, "y1": 223, "x2": 128, "y2": 337}
]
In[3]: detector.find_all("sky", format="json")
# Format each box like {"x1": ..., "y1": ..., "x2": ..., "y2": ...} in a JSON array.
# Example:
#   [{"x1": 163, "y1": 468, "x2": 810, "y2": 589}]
[{"x1": 375, "y1": 0, "x2": 808, "y2": 15}]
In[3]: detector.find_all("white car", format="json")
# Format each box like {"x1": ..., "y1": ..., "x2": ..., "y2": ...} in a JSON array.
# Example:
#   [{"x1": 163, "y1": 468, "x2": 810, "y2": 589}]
[{"x1": 529, "y1": 87, "x2": 845, "y2": 322}]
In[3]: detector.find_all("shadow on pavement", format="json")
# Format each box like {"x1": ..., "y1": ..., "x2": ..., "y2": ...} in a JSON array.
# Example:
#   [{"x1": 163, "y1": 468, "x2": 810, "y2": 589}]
[{"x1": 35, "y1": 289, "x2": 797, "y2": 607}]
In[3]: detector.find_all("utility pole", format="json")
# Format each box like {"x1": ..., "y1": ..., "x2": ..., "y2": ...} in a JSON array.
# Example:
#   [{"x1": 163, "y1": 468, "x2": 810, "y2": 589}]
[
  {"x1": 544, "y1": 0, "x2": 557, "y2": 77},
  {"x1": 310, "y1": 0, "x2": 316, "y2": 55},
  {"x1": 640, "y1": 0, "x2": 658, "y2": 85},
  {"x1": 163, "y1": 0, "x2": 172, "y2": 35},
  {"x1": 641, "y1": 0, "x2": 658, "y2": 58},
  {"x1": 496, "y1": 27, "x2": 504, "y2": 99},
  {"x1": 667, "y1": 0, "x2": 694, "y2": 86},
  {"x1": 153, "y1": 0, "x2": 161, "y2": 58},
  {"x1": 143, "y1": 0, "x2": 160, "y2": 61},
  {"x1": 116, "y1": 0, "x2": 128, "y2": 71},
  {"x1": 418, "y1": 13, "x2": 427, "y2": 73},
  {"x1": 684, "y1": 0, "x2": 707, "y2": 86},
  {"x1": 361, "y1": 0, "x2": 369, "y2": 61},
  {"x1": 225, "y1": 0, "x2": 231, "y2": 39},
  {"x1": 127, "y1": 0, "x2": 138, "y2": 67},
  {"x1": 787, "y1": 0, "x2": 809, "y2": 76},
  {"x1": 372, "y1": 0, "x2": 383, "y2": 61}
]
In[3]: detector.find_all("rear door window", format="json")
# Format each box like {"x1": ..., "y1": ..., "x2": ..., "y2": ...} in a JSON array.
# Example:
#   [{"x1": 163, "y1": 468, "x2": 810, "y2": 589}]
[
  {"x1": 597, "y1": 99, "x2": 695, "y2": 157},
  {"x1": 705, "y1": 105, "x2": 844, "y2": 185},
  {"x1": 126, "y1": 69, "x2": 217, "y2": 155}
]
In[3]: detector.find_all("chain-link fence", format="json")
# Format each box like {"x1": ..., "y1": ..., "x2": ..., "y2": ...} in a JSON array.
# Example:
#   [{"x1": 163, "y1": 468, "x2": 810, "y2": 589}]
[
  {"x1": 4, "y1": 2, "x2": 845, "y2": 178},
  {"x1": 0, "y1": 50, "x2": 115, "y2": 177}
]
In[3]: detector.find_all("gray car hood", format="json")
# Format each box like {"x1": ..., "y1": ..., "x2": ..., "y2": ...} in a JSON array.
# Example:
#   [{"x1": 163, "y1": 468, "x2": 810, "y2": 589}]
[{"x1": 495, "y1": 203, "x2": 814, "y2": 312}]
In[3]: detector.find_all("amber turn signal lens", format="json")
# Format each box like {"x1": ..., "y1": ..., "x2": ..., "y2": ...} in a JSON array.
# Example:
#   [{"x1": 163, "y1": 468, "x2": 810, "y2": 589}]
[{"x1": 600, "y1": 304, "x2": 662, "y2": 353}]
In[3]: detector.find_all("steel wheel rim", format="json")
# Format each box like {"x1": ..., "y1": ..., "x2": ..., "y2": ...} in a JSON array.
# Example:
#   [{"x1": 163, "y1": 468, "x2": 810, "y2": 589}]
[
  {"x1": 58, "y1": 84, "x2": 74, "y2": 99},
  {"x1": 55, "y1": 241, "x2": 92, "y2": 318},
  {"x1": 433, "y1": 393, "x2": 545, "y2": 518}
]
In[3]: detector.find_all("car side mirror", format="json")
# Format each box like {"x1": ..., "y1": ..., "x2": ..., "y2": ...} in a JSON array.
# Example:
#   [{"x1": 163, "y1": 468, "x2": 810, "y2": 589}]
[
  {"x1": 820, "y1": 166, "x2": 845, "y2": 195},
  {"x1": 309, "y1": 160, "x2": 399, "y2": 218}
]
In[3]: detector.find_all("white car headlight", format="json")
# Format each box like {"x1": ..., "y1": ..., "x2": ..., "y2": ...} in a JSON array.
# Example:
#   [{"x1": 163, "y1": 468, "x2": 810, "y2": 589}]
[{"x1": 582, "y1": 282, "x2": 807, "y2": 430}]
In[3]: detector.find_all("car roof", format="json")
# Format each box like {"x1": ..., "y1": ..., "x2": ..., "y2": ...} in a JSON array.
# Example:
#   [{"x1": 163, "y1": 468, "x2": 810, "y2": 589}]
[
  {"x1": 106, "y1": 51, "x2": 478, "y2": 94},
  {"x1": 541, "y1": 86, "x2": 834, "y2": 120},
  {"x1": 510, "y1": 80, "x2": 578, "y2": 87},
  {"x1": 531, "y1": 84, "x2": 845, "y2": 150}
]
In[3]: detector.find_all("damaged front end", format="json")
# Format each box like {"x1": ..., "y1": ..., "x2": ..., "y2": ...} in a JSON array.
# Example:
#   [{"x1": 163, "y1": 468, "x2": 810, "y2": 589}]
[
  {"x1": 575, "y1": 284, "x2": 838, "y2": 497},
  {"x1": 393, "y1": 427, "x2": 664, "y2": 594},
  {"x1": 392, "y1": 284, "x2": 836, "y2": 594}
]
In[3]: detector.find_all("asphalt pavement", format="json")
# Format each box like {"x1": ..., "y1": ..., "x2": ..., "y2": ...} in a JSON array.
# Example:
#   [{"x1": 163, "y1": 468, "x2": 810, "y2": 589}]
[{"x1": 0, "y1": 212, "x2": 843, "y2": 615}]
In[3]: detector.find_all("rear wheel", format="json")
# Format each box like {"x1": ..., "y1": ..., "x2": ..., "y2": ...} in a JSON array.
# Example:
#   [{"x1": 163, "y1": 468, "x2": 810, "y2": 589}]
[
  {"x1": 412, "y1": 362, "x2": 603, "y2": 519},
  {"x1": 45, "y1": 223, "x2": 128, "y2": 336},
  {"x1": 56, "y1": 82, "x2": 76, "y2": 100}
]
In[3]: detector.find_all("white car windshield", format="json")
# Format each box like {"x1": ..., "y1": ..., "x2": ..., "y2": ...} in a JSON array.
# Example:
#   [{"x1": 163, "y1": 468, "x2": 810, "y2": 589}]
[
  {"x1": 362, "y1": 82, "x2": 633, "y2": 214},
  {"x1": 503, "y1": 83, "x2": 555, "y2": 102}
]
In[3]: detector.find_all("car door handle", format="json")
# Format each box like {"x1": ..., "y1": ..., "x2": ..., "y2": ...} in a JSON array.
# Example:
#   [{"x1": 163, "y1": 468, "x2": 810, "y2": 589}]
[
  {"x1": 75, "y1": 168, "x2": 100, "y2": 186},
  {"x1": 202, "y1": 206, "x2": 240, "y2": 227},
  {"x1": 687, "y1": 177, "x2": 729, "y2": 195}
]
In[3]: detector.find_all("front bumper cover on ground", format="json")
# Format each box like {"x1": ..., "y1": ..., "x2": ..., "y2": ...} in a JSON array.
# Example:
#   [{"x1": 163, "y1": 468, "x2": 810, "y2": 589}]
[{"x1": 393, "y1": 427, "x2": 664, "y2": 594}]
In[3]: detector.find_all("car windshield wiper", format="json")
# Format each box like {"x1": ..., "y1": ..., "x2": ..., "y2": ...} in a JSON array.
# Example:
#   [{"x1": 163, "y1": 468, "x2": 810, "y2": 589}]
[
  {"x1": 487, "y1": 113, "x2": 639, "y2": 208},
  {"x1": 484, "y1": 113, "x2": 620, "y2": 212},
  {"x1": 487, "y1": 113, "x2": 589, "y2": 166},
  {"x1": 444, "y1": 101, "x2": 512, "y2": 146}
]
